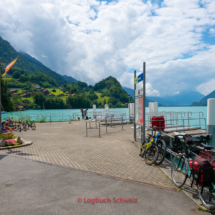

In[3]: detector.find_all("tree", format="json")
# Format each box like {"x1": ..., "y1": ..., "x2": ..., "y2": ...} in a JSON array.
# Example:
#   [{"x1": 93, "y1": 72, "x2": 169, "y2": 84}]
[
  {"x1": 108, "y1": 97, "x2": 117, "y2": 106},
  {"x1": 12, "y1": 71, "x2": 20, "y2": 79},
  {"x1": 33, "y1": 92, "x2": 46, "y2": 108},
  {"x1": 66, "y1": 94, "x2": 91, "y2": 109},
  {"x1": 88, "y1": 90, "x2": 98, "y2": 101},
  {"x1": 77, "y1": 81, "x2": 88, "y2": 88},
  {"x1": 1, "y1": 78, "x2": 14, "y2": 111},
  {"x1": 19, "y1": 74, "x2": 28, "y2": 83}
]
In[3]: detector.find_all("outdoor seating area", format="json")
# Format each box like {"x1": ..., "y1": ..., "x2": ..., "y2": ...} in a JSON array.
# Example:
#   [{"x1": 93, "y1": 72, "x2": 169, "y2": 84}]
[{"x1": 0, "y1": 118, "x2": 34, "y2": 148}]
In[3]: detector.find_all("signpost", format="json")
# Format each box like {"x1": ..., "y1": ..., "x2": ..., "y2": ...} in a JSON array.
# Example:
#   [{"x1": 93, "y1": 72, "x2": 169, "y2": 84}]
[
  {"x1": 135, "y1": 73, "x2": 143, "y2": 84},
  {"x1": 134, "y1": 62, "x2": 146, "y2": 145}
]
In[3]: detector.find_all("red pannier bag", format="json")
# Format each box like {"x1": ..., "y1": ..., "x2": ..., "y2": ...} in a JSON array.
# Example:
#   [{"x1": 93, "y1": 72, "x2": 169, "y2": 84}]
[
  {"x1": 151, "y1": 116, "x2": 165, "y2": 131},
  {"x1": 192, "y1": 156, "x2": 213, "y2": 187}
]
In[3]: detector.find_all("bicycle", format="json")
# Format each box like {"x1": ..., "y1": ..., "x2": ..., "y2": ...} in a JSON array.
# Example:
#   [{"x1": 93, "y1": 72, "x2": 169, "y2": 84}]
[
  {"x1": 25, "y1": 120, "x2": 36, "y2": 130},
  {"x1": 139, "y1": 127, "x2": 159, "y2": 165},
  {"x1": 15, "y1": 120, "x2": 27, "y2": 132},
  {"x1": 171, "y1": 134, "x2": 215, "y2": 210},
  {"x1": 151, "y1": 127, "x2": 166, "y2": 165},
  {"x1": 140, "y1": 126, "x2": 166, "y2": 165}
]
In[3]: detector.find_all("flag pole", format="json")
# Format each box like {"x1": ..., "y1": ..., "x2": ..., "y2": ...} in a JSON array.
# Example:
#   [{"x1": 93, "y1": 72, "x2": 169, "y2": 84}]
[{"x1": 0, "y1": 62, "x2": 6, "y2": 132}]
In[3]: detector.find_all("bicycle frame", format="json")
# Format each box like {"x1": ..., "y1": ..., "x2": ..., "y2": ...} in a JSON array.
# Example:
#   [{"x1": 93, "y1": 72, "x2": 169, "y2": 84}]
[{"x1": 141, "y1": 138, "x2": 154, "y2": 151}]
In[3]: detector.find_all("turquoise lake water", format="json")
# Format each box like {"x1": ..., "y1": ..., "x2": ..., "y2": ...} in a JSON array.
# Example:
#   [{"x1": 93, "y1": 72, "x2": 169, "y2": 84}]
[{"x1": 2, "y1": 106, "x2": 207, "y2": 128}]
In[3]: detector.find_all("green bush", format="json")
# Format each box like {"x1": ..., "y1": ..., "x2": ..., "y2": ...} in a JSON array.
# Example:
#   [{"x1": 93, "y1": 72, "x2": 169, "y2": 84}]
[
  {"x1": 40, "y1": 114, "x2": 46, "y2": 123},
  {"x1": 2, "y1": 133, "x2": 15, "y2": 140}
]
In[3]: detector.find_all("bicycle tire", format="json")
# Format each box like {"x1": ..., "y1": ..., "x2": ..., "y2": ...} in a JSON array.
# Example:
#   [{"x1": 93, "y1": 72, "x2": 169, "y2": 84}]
[
  {"x1": 14, "y1": 124, "x2": 17, "y2": 131},
  {"x1": 31, "y1": 123, "x2": 36, "y2": 130},
  {"x1": 198, "y1": 186, "x2": 215, "y2": 210},
  {"x1": 144, "y1": 145, "x2": 159, "y2": 165},
  {"x1": 171, "y1": 155, "x2": 188, "y2": 187},
  {"x1": 155, "y1": 139, "x2": 166, "y2": 165},
  {"x1": 23, "y1": 124, "x2": 27, "y2": 131}
]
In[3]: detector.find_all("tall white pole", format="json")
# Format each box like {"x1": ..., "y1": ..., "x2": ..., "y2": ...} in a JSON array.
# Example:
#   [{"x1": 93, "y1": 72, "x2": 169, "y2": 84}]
[{"x1": 207, "y1": 99, "x2": 215, "y2": 146}]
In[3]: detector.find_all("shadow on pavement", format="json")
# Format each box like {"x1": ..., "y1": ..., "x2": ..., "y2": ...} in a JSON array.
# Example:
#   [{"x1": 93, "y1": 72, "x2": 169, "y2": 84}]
[{"x1": 0, "y1": 154, "x2": 7, "y2": 160}]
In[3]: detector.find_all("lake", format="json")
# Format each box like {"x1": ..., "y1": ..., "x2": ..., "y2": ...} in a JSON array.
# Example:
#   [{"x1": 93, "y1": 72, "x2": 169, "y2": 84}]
[{"x1": 2, "y1": 106, "x2": 207, "y2": 128}]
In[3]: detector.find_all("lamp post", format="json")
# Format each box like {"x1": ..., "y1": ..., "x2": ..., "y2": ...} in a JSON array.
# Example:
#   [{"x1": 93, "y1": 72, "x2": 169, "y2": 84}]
[{"x1": 0, "y1": 62, "x2": 6, "y2": 132}]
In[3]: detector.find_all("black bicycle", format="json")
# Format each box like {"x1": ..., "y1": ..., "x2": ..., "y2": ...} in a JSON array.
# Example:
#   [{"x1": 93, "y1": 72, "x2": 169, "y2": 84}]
[
  {"x1": 171, "y1": 134, "x2": 215, "y2": 210},
  {"x1": 25, "y1": 120, "x2": 36, "y2": 130}
]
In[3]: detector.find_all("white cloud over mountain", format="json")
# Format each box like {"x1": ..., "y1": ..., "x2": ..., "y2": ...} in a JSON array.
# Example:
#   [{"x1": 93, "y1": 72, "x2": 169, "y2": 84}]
[{"x1": 0, "y1": 0, "x2": 215, "y2": 96}]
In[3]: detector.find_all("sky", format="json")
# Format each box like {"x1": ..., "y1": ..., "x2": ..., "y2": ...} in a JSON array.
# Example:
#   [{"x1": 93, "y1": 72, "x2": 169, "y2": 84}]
[{"x1": 0, "y1": 0, "x2": 215, "y2": 96}]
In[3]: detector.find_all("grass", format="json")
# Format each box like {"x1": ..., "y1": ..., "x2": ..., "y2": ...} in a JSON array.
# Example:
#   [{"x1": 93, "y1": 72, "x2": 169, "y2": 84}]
[
  {"x1": 60, "y1": 96, "x2": 68, "y2": 102},
  {"x1": 18, "y1": 89, "x2": 22, "y2": 94},
  {"x1": 96, "y1": 93, "x2": 109, "y2": 105},
  {"x1": 197, "y1": 206, "x2": 215, "y2": 213},
  {"x1": 4, "y1": 78, "x2": 12, "y2": 80},
  {"x1": 46, "y1": 88, "x2": 66, "y2": 96},
  {"x1": 131, "y1": 141, "x2": 139, "y2": 148},
  {"x1": 22, "y1": 97, "x2": 34, "y2": 102}
]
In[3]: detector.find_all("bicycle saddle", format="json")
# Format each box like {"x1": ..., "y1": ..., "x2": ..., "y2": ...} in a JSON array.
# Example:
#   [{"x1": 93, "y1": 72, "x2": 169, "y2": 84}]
[
  {"x1": 201, "y1": 143, "x2": 214, "y2": 150},
  {"x1": 153, "y1": 126, "x2": 157, "y2": 130}
]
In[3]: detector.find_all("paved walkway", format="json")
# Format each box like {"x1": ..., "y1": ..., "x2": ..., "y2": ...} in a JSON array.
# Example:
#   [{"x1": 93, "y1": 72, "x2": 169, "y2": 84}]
[
  {"x1": 1, "y1": 121, "x2": 175, "y2": 190},
  {"x1": 0, "y1": 154, "x2": 208, "y2": 215}
]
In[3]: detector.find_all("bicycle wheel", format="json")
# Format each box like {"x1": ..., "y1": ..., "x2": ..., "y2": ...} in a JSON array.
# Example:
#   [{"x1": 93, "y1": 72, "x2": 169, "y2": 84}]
[
  {"x1": 31, "y1": 123, "x2": 36, "y2": 130},
  {"x1": 155, "y1": 139, "x2": 166, "y2": 165},
  {"x1": 144, "y1": 145, "x2": 159, "y2": 165},
  {"x1": 21, "y1": 123, "x2": 26, "y2": 131},
  {"x1": 14, "y1": 123, "x2": 17, "y2": 131},
  {"x1": 198, "y1": 186, "x2": 215, "y2": 210},
  {"x1": 171, "y1": 155, "x2": 188, "y2": 187}
]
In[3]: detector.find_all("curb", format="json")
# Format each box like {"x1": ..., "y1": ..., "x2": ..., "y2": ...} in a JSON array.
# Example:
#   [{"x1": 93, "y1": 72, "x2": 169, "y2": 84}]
[{"x1": 0, "y1": 141, "x2": 33, "y2": 150}]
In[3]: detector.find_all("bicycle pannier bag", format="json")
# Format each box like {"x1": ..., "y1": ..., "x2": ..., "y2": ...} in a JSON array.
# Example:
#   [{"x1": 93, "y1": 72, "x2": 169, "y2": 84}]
[
  {"x1": 192, "y1": 156, "x2": 213, "y2": 187},
  {"x1": 151, "y1": 116, "x2": 165, "y2": 131},
  {"x1": 184, "y1": 135, "x2": 193, "y2": 145},
  {"x1": 171, "y1": 136, "x2": 183, "y2": 153}
]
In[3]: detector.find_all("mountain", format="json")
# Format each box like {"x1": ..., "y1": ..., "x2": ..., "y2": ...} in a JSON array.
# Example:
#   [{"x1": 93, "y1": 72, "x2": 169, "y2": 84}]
[
  {"x1": 123, "y1": 87, "x2": 135, "y2": 99},
  {"x1": 147, "y1": 96, "x2": 180, "y2": 106},
  {"x1": 63, "y1": 75, "x2": 78, "y2": 83},
  {"x1": 192, "y1": 90, "x2": 215, "y2": 106},
  {"x1": 123, "y1": 87, "x2": 153, "y2": 106},
  {"x1": 123, "y1": 87, "x2": 204, "y2": 106},
  {"x1": 162, "y1": 91, "x2": 204, "y2": 105},
  {"x1": 0, "y1": 36, "x2": 67, "y2": 85}
]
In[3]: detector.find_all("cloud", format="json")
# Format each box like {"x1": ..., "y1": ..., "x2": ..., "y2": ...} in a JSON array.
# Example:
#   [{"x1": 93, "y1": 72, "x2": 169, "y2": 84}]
[
  {"x1": 209, "y1": 28, "x2": 215, "y2": 35},
  {"x1": 196, "y1": 79, "x2": 215, "y2": 96},
  {"x1": 173, "y1": 91, "x2": 180, "y2": 95},
  {"x1": 146, "y1": 83, "x2": 160, "y2": 96},
  {"x1": 0, "y1": 0, "x2": 215, "y2": 96}
]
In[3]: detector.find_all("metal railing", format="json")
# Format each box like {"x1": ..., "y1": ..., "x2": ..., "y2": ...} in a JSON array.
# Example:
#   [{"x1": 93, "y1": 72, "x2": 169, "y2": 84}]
[
  {"x1": 143, "y1": 117, "x2": 206, "y2": 133},
  {"x1": 86, "y1": 121, "x2": 101, "y2": 137}
]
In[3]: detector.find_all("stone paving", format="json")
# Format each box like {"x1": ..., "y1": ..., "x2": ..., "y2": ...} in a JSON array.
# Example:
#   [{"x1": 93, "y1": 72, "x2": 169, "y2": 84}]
[{"x1": 1, "y1": 121, "x2": 176, "y2": 190}]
